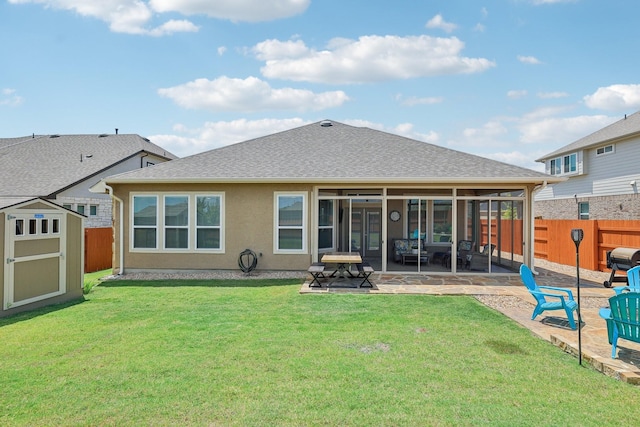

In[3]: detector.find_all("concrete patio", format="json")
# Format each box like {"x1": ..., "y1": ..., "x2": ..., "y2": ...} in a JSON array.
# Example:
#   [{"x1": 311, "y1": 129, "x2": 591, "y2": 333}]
[{"x1": 300, "y1": 259, "x2": 640, "y2": 385}]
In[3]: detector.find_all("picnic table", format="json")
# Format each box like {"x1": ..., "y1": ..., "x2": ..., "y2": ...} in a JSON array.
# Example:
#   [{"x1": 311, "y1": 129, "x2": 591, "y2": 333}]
[{"x1": 321, "y1": 252, "x2": 362, "y2": 278}]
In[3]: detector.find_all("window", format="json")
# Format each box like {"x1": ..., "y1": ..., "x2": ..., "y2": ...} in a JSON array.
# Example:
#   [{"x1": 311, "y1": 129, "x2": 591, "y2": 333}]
[
  {"x1": 15, "y1": 219, "x2": 24, "y2": 236},
  {"x1": 41, "y1": 219, "x2": 49, "y2": 234},
  {"x1": 579, "y1": 202, "x2": 589, "y2": 220},
  {"x1": 196, "y1": 196, "x2": 221, "y2": 249},
  {"x1": 164, "y1": 196, "x2": 189, "y2": 249},
  {"x1": 550, "y1": 153, "x2": 577, "y2": 175},
  {"x1": 133, "y1": 195, "x2": 158, "y2": 248},
  {"x1": 318, "y1": 199, "x2": 334, "y2": 250},
  {"x1": 596, "y1": 145, "x2": 614, "y2": 156},
  {"x1": 52, "y1": 218, "x2": 60, "y2": 234},
  {"x1": 62, "y1": 204, "x2": 72, "y2": 210},
  {"x1": 89, "y1": 205, "x2": 98, "y2": 216},
  {"x1": 275, "y1": 193, "x2": 306, "y2": 252},
  {"x1": 28, "y1": 219, "x2": 37, "y2": 235},
  {"x1": 131, "y1": 193, "x2": 224, "y2": 252},
  {"x1": 76, "y1": 204, "x2": 86, "y2": 215}
]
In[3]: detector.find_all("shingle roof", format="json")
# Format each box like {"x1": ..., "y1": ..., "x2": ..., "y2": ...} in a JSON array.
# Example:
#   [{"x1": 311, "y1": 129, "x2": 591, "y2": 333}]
[
  {"x1": 0, "y1": 134, "x2": 177, "y2": 197},
  {"x1": 0, "y1": 196, "x2": 36, "y2": 210},
  {"x1": 536, "y1": 111, "x2": 640, "y2": 162},
  {"x1": 103, "y1": 120, "x2": 554, "y2": 185}
]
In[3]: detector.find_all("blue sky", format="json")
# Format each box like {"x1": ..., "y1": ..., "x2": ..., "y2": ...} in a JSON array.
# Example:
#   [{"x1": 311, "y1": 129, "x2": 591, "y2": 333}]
[{"x1": 2, "y1": 0, "x2": 640, "y2": 172}]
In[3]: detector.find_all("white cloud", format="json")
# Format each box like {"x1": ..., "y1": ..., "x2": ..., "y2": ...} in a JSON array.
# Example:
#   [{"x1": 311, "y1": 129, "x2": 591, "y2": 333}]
[
  {"x1": 0, "y1": 88, "x2": 24, "y2": 106},
  {"x1": 8, "y1": 0, "x2": 309, "y2": 35},
  {"x1": 149, "y1": 118, "x2": 310, "y2": 157},
  {"x1": 148, "y1": 19, "x2": 199, "y2": 36},
  {"x1": 217, "y1": 46, "x2": 227, "y2": 56},
  {"x1": 252, "y1": 39, "x2": 309, "y2": 61},
  {"x1": 396, "y1": 94, "x2": 444, "y2": 106},
  {"x1": 462, "y1": 121, "x2": 508, "y2": 141},
  {"x1": 507, "y1": 90, "x2": 527, "y2": 99},
  {"x1": 583, "y1": 84, "x2": 640, "y2": 111},
  {"x1": 537, "y1": 91, "x2": 569, "y2": 99},
  {"x1": 518, "y1": 114, "x2": 616, "y2": 144},
  {"x1": 8, "y1": 0, "x2": 199, "y2": 35},
  {"x1": 425, "y1": 14, "x2": 458, "y2": 33},
  {"x1": 490, "y1": 150, "x2": 545, "y2": 172},
  {"x1": 149, "y1": 0, "x2": 310, "y2": 22},
  {"x1": 157, "y1": 76, "x2": 349, "y2": 112},
  {"x1": 517, "y1": 55, "x2": 542, "y2": 64},
  {"x1": 255, "y1": 35, "x2": 495, "y2": 84}
]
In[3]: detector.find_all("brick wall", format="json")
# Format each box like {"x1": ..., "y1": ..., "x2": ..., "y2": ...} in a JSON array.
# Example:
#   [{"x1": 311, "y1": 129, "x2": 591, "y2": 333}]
[
  {"x1": 535, "y1": 194, "x2": 640, "y2": 220},
  {"x1": 55, "y1": 196, "x2": 113, "y2": 228}
]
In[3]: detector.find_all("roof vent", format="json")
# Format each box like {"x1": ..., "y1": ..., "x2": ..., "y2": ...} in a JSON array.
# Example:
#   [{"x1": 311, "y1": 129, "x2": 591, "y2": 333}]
[
  {"x1": 98, "y1": 134, "x2": 108, "y2": 138},
  {"x1": 49, "y1": 134, "x2": 60, "y2": 138},
  {"x1": 320, "y1": 120, "x2": 333, "y2": 127}
]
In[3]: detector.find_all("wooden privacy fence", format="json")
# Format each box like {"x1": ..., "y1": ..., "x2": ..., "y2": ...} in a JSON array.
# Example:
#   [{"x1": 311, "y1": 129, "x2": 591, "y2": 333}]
[
  {"x1": 535, "y1": 220, "x2": 640, "y2": 272},
  {"x1": 85, "y1": 227, "x2": 113, "y2": 273},
  {"x1": 480, "y1": 219, "x2": 524, "y2": 256}
]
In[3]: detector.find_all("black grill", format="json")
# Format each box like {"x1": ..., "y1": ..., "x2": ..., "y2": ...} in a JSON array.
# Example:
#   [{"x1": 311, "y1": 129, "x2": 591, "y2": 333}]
[{"x1": 604, "y1": 247, "x2": 640, "y2": 288}]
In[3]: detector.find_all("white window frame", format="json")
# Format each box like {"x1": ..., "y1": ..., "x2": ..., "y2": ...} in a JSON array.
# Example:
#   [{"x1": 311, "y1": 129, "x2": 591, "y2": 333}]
[
  {"x1": 163, "y1": 195, "x2": 190, "y2": 250},
  {"x1": 89, "y1": 204, "x2": 98, "y2": 216},
  {"x1": 76, "y1": 204, "x2": 86, "y2": 215},
  {"x1": 195, "y1": 194, "x2": 224, "y2": 251},
  {"x1": 578, "y1": 202, "x2": 589, "y2": 220},
  {"x1": 317, "y1": 199, "x2": 335, "y2": 253},
  {"x1": 130, "y1": 192, "x2": 225, "y2": 253},
  {"x1": 132, "y1": 194, "x2": 159, "y2": 250},
  {"x1": 274, "y1": 192, "x2": 307, "y2": 254},
  {"x1": 596, "y1": 144, "x2": 614, "y2": 156},
  {"x1": 550, "y1": 153, "x2": 577, "y2": 176}
]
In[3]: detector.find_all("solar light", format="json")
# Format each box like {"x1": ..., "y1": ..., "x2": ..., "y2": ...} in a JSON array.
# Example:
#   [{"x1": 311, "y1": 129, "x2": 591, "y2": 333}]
[{"x1": 571, "y1": 228, "x2": 584, "y2": 366}]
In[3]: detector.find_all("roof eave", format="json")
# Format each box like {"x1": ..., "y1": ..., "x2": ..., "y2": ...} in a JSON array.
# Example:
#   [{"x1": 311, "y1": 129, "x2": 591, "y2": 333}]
[
  {"x1": 537, "y1": 130, "x2": 640, "y2": 162},
  {"x1": 103, "y1": 176, "x2": 563, "y2": 186}
]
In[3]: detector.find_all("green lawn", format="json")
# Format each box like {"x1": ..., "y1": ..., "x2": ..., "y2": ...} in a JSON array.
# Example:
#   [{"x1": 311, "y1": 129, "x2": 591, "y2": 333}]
[{"x1": 1, "y1": 275, "x2": 639, "y2": 426}]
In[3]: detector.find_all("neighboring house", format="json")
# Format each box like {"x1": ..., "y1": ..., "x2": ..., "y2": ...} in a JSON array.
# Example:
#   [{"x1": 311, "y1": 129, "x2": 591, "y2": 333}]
[
  {"x1": 0, "y1": 133, "x2": 177, "y2": 228},
  {"x1": 535, "y1": 111, "x2": 640, "y2": 220},
  {"x1": 92, "y1": 120, "x2": 559, "y2": 276},
  {"x1": 1, "y1": 197, "x2": 84, "y2": 317}
]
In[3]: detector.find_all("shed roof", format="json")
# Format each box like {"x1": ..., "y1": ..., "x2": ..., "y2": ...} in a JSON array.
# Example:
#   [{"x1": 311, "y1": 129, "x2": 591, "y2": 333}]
[
  {"x1": 536, "y1": 111, "x2": 640, "y2": 162},
  {"x1": 0, "y1": 134, "x2": 176, "y2": 198},
  {"x1": 0, "y1": 196, "x2": 84, "y2": 217},
  {"x1": 101, "y1": 120, "x2": 555, "y2": 185}
]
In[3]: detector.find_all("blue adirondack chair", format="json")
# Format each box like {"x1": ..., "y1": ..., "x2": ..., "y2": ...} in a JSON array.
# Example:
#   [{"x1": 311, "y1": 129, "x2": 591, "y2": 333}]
[
  {"x1": 613, "y1": 265, "x2": 640, "y2": 295},
  {"x1": 519, "y1": 264, "x2": 578, "y2": 330},
  {"x1": 599, "y1": 292, "x2": 640, "y2": 358}
]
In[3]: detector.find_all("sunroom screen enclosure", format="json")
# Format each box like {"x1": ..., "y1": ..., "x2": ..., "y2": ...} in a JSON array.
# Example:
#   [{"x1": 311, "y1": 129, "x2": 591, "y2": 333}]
[{"x1": 316, "y1": 187, "x2": 526, "y2": 274}]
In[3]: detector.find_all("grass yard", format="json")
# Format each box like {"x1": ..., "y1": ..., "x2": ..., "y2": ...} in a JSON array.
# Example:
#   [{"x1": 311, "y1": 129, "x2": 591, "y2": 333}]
[{"x1": 1, "y1": 275, "x2": 639, "y2": 426}]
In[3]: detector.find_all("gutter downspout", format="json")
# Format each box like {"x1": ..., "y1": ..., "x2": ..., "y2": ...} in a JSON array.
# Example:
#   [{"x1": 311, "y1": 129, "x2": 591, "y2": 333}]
[{"x1": 105, "y1": 183, "x2": 125, "y2": 275}]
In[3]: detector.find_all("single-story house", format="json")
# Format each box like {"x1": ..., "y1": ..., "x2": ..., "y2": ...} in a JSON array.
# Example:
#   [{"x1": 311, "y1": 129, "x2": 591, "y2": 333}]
[
  {"x1": 92, "y1": 120, "x2": 561, "y2": 276},
  {"x1": 1, "y1": 197, "x2": 84, "y2": 317}
]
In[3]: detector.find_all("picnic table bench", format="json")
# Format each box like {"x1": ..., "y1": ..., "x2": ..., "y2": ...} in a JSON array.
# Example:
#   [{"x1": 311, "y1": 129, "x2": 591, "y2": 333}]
[
  {"x1": 356, "y1": 261, "x2": 374, "y2": 288},
  {"x1": 307, "y1": 262, "x2": 325, "y2": 287}
]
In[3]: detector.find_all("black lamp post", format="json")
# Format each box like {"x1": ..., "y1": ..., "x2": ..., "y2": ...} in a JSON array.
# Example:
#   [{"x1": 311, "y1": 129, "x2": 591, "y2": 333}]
[{"x1": 571, "y1": 228, "x2": 584, "y2": 365}]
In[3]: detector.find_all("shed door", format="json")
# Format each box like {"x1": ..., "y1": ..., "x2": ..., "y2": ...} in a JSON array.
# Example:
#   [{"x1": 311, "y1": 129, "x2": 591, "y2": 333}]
[{"x1": 4, "y1": 212, "x2": 66, "y2": 310}]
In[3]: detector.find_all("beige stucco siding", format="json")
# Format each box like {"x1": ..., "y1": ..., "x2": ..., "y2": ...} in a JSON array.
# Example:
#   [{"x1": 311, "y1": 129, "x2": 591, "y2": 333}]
[{"x1": 114, "y1": 183, "x2": 315, "y2": 272}]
